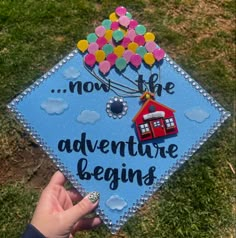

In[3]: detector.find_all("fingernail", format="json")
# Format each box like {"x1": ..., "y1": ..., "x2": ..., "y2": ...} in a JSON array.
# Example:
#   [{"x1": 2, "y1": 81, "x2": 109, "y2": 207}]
[{"x1": 88, "y1": 192, "x2": 100, "y2": 204}]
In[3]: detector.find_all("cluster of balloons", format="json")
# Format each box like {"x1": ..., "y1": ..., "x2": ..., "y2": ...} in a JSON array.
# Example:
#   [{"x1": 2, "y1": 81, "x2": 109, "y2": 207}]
[{"x1": 77, "y1": 6, "x2": 165, "y2": 75}]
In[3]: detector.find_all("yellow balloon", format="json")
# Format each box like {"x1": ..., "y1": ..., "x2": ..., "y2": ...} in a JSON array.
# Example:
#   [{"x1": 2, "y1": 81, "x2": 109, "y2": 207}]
[
  {"x1": 77, "y1": 40, "x2": 89, "y2": 53},
  {"x1": 114, "y1": 45, "x2": 125, "y2": 57},
  {"x1": 109, "y1": 12, "x2": 118, "y2": 22},
  {"x1": 144, "y1": 52, "x2": 155, "y2": 66},
  {"x1": 128, "y1": 42, "x2": 139, "y2": 53},
  {"x1": 95, "y1": 50, "x2": 106, "y2": 63},
  {"x1": 144, "y1": 32, "x2": 155, "y2": 42},
  {"x1": 105, "y1": 30, "x2": 113, "y2": 41}
]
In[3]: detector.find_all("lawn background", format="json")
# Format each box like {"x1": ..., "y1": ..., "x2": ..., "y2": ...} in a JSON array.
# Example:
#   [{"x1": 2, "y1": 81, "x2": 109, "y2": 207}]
[{"x1": 0, "y1": 0, "x2": 235, "y2": 237}]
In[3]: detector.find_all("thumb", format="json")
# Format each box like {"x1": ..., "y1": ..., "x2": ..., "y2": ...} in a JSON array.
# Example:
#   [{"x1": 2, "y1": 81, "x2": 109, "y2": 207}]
[{"x1": 63, "y1": 192, "x2": 100, "y2": 225}]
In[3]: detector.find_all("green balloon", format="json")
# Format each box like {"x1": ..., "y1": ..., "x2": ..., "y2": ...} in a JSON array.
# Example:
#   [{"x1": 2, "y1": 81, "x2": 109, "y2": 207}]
[
  {"x1": 87, "y1": 33, "x2": 98, "y2": 43},
  {"x1": 102, "y1": 44, "x2": 114, "y2": 56},
  {"x1": 112, "y1": 30, "x2": 124, "y2": 42},
  {"x1": 126, "y1": 12, "x2": 132, "y2": 19},
  {"x1": 115, "y1": 58, "x2": 127, "y2": 71},
  {"x1": 102, "y1": 19, "x2": 112, "y2": 30},
  {"x1": 135, "y1": 25, "x2": 146, "y2": 35},
  {"x1": 136, "y1": 46, "x2": 147, "y2": 58}
]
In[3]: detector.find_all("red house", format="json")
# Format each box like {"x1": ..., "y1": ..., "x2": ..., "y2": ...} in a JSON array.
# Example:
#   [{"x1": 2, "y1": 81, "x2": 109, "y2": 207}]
[{"x1": 132, "y1": 92, "x2": 178, "y2": 142}]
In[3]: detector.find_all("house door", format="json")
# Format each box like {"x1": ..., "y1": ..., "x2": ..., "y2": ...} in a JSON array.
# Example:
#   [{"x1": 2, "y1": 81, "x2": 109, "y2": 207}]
[{"x1": 151, "y1": 119, "x2": 166, "y2": 138}]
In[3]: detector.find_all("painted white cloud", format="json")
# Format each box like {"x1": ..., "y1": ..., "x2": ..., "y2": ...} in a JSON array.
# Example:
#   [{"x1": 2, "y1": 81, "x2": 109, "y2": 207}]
[
  {"x1": 77, "y1": 110, "x2": 100, "y2": 124},
  {"x1": 41, "y1": 98, "x2": 68, "y2": 114},
  {"x1": 106, "y1": 195, "x2": 127, "y2": 211},
  {"x1": 185, "y1": 107, "x2": 210, "y2": 123},
  {"x1": 63, "y1": 67, "x2": 80, "y2": 80}
]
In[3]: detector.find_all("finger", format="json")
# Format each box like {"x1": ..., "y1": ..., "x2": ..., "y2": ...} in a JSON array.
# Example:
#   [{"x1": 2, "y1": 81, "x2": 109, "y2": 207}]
[
  {"x1": 67, "y1": 188, "x2": 83, "y2": 202},
  {"x1": 48, "y1": 170, "x2": 66, "y2": 187},
  {"x1": 63, "y1": 192, "x2": 100, "y2": 225},
  {"x1": 72, "y1": 217, "x2": 102, "y2": 233}
]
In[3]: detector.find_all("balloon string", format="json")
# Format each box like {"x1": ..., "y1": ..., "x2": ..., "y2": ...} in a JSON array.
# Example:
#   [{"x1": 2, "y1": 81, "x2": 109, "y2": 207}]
[
  {"x1": 121, "y1": 73, "x2": 139, "y2": 88},
  {"x1": 83, "y1": 62, "x2": 140, "y2": 98},
  {"x1": 136, "y1": 68, "x2": 149, "y2": 92},
  {"x1": 103, "y1": 75, "x2": 141, "y2": 93}
]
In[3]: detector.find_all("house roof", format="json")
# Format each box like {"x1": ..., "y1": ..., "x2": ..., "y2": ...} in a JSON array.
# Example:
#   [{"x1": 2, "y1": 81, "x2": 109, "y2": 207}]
[
  {"x1": 140, "y1": 92, "x2": 155, "y2": 101},
  {"x1": 132, "y1": 99, "x2": 176, "y2": 122}
]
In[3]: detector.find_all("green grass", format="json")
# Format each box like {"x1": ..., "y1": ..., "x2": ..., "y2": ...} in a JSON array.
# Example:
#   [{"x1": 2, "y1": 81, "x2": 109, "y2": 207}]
[
  {"x1": 0, "y1": 0, "x2": 235, "y2": 237},
  {"x1": 0, "y1": 183, "x2": 39, "y2": 238}
]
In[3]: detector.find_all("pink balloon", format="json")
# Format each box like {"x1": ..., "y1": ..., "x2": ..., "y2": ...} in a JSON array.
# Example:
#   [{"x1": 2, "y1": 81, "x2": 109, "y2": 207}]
[
  {"x1": 108, "y1": 39, "x2": 115, "y2": 47},
  {"x1": 99, "y1": 60, "x2": 111, "y2": 74},
  {"x1": 121, "y1": 37, "x2": 131, "y2": 48},
  {"x1": 96, "y1": 37, "x2": 107, "y2": 49},
  {"x1": 134, "y1": 35, "x2": 145, "y2": 46},
  {"x1": 123, "y1": 50, "x2": 134, "y2": 63},
  {"x1": 84, "y1": 54, "x2": 96, "y2": 67},
  {"x1": 111, "y1": 21, "x2": 119, "y2": 31},
  {"x1": 130, "y1": 54, "x2": 142, "y2": 68},
  {"x1": 153, "y1": 48, "x2": 165, "y2": 61},
  {"x1": 126, "y1": 29, "x2": 136, "y2": 41},
  {"x1": 95, "y1": 25, "x2": 106, "y2": 37},
  {"x1": 129, "y1": 19, "x2": 138, "y2": 29},
  {"x1": 106, "y1": 53, "x2": 118, "y2": 66},
  {"x1": 88, "y1": 42, "x2": 99, "y2": 54},
  {"x1": 145, "y1": 41, "x2": 157, "y2": 52},
  {"x1": 115, "y1": 6, "x2": 127, "y2": 16},
  {"x1": 119, "y1": 15, "x2": 130, "y2": 28}
]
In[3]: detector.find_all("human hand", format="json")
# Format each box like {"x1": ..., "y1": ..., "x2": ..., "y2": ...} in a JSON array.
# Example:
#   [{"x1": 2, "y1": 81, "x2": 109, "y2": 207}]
[{"x1": 31, "y1": 171, "x2": 101, "y2": 238}]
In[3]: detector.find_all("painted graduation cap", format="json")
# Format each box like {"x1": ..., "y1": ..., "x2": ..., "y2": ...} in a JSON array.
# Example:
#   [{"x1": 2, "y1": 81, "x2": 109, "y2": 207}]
[{"x1": 8, "y1": 6, "x2": 230, "y2": 234}]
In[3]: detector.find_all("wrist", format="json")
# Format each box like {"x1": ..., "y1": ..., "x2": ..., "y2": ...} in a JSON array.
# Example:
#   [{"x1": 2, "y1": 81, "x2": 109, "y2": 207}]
[{"x1": 22, "y1": 223, "x2": 46, "y2": 238}]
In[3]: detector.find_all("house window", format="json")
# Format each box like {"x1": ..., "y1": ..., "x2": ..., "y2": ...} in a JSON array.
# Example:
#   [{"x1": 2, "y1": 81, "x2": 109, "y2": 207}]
[
  {"x1": 153, "y1": 121, "x2": 161, "y2": 127},
  {"x1": 139, "y1": 123, "x2": 151, "y2": 135},
  {"x1": 164, "y1": 117, "x2": 176, "y2": 129}
]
